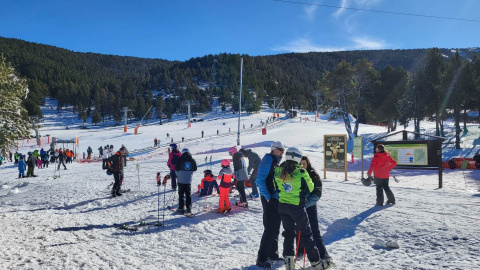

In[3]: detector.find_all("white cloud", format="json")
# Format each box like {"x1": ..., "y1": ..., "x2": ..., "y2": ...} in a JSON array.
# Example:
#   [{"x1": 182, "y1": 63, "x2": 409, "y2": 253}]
[
  {"x1": 272, "y1": 38, "x2": 345, "y2": 53},
  {"x1": 304, "y1": 2, "x2": 319, "y2": 22},
  {"x1": 351, "y1": 36, "x2": 387, "y2": 49},
  {"x1": 333, "y1": 0, "x2": 349, "y2": 19},
  {"x1": 333, "y1": 0, "x2": 383, "y2": 19},
  {"x1": 272, "y1": 36, "x2": 388, "y2": 53}
]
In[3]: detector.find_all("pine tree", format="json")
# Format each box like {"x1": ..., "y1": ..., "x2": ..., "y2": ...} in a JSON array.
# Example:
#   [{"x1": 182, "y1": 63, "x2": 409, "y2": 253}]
[{"x1": 0, "y1": 55, "x2": 32, "y2": 151}]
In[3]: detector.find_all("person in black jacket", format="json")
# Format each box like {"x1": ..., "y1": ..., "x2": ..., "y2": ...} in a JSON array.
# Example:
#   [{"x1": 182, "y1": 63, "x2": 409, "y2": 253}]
[
  {"x1": 175, "y1": 149, "x2": 197, "y2": 214},
  {"x1": 240, "y1": 148, "x2": 261, "y2": 198},
  {"x1": 26, "y1": 152, "x2": 37, "y2": 177},
  {"x1": 57, "y1": 149, "x2": 67, "y2": 170},
  {"x1": 298, "y1": 156, "x2": 332, "y2": 263},
  {"x1": 108, "y1": 147, "x2": 125, "y2": 197}
]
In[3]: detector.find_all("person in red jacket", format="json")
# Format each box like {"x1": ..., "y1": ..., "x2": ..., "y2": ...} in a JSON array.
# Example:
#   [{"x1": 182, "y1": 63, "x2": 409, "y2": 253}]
[{"x1": 367, "y1": 144, "x2": 397, "y2": 206}]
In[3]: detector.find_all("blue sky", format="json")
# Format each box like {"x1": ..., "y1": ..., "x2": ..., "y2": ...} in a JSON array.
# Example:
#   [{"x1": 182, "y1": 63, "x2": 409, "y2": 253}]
[{"x1": 1, "y1": 0, "x2": 479, "y2": 61}]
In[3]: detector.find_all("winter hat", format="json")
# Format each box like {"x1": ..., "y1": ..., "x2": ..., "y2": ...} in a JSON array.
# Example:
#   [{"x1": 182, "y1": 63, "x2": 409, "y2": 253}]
[
  {"x1": 271, "y1": 141, "x2": 285, "y2": 151},
  {"x1": 110, "y1": 145, "x2": 114, "y2": 148},
  {"x1": 228, "y1": 146, "x2": 238, "y2": 156},
  {"x1": 239, "y1": 148, "x2": 247, "y2": 156},
  {"x1": 170, "y1": 143, "x2": 178, "y2": 150},
  {"x1": 285, "y1": 147, "x2": 303, "y2": 163},
  {"x1": 204, "y1": 169, "x2": 213, "y2": 177},
  {"x1": 182, "y1": 148, "x2": 190, "y2": 153},
  {"x1": 221, "y1": 159, "x2": 231, "y2": 167}
]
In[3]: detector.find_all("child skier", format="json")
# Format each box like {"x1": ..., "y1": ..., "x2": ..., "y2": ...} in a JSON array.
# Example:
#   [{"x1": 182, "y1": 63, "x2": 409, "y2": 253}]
[
  {"x1": 18, "y1": 155, "x2": 26, "y2": 178},
  {"x1": 198, "y1": 169, "x2": 219, "y2": 196},
  {"x1": 217, "y1": 159, "x2": 234, "y2": 213}
]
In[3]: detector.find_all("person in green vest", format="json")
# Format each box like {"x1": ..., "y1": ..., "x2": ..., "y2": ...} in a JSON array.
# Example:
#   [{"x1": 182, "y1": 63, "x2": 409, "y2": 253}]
[{"x1": 274, "y1": 147, "x2": 328, "y2": 270}]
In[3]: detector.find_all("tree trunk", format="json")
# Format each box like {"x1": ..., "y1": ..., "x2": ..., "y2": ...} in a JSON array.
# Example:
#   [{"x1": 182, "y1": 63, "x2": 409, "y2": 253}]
[
  {"x1": 435, "y1": 113, "x2": 440, "y2": 136},
  {"x1": 463, "y1": 109, "x2": 467, "y2": 130},
  {"x1": 339, "y1": 95, "x2": 353, "y2": 140}
]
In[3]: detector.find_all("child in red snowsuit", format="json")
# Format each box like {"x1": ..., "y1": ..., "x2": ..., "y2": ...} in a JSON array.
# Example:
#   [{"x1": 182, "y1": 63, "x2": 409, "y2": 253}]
[
  {"x1": 217, "y1": 159, "x2": 234, "y2": 213},
  {"x1": 197, "y1": 170, "x2": 219, "y2": 196}
]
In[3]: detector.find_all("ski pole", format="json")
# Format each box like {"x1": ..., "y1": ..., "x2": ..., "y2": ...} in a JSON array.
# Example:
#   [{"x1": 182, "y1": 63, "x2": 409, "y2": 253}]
[
  {"x1": 157, "y1": 184, "x2": 160, "y2": 229},
  {"x1": 294, "y1": 230, "x2": 302, "y2": 263},
  {"x1": 162, "y1": 184, "x2": 166, "y2": 229}
]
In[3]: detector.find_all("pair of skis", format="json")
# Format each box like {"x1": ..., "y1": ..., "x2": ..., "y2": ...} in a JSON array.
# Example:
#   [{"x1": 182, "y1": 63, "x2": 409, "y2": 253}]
[
  {"x1": 114, "y1": 221, "x2": 162, "y2": 231},
  {"x1": 166, "y1": 206, "x2": 195, "y2": 218}
]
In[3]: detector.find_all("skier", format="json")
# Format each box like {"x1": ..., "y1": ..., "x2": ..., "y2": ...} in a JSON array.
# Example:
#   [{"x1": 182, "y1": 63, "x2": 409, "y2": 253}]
[
  {"x1": 274, "y1": 147, "x2": 325, "y2": 270},
  {"x1": 57, "y1": 148, "x2": 67, "y2": 170},
  {"x1": 298, "y1": 156, "x2": 332, "y2": 265},
  {"x1": 87, "y1": 146, "x2": 92, "y2": 160},
  {"x1": 239, "y1": 148, "x2": 261, "y2": 198},
  {"x1": 18, "y1": 155, "x2": 26, "y2": 178},
  {"x1": 108, "y1": 146, "x2": 126, "y2": 197},
  {"x1": 367, "y1": 144, "x2": 397, "y2": 206},
  {"x1": 98, "y1": 145, "x2": 103, "y2": 158},
  {"x1": 217, "y1": 159, "x2": 234, "y2": 213},
  {"x1": 41, "y1": 150, "x2": 49, "y2": 168},
  {"x1": 256, "y1": 141, "x2": 285, "y2": 268},
  {"x1": 197, "y1": 169, "x2": 219, "y2": 196},
  {"x1": 154, "y1": 138, "x2": 158, "y2": 147},
  {"x1": 229, "y1": 147, "x2": 248, "y2": 207},
  {"x1": 175, "y1": 148, "x2": 197, "y2": 215},
  {"x1": 167, "y1": 143, "x2": 182, "y2": 191},
  {"x1": 121, "y1": 144, "x2": 129, "y2": 166}
]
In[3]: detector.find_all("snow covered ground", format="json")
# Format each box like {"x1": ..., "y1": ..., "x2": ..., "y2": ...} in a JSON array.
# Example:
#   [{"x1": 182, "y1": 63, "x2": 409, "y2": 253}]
[{"x1": 1, "y1": 101, "x2": 480, "y2": 269}]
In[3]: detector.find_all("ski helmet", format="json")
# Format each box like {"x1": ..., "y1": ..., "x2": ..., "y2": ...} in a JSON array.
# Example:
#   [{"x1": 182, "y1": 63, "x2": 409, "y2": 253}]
[
  {"x1": 110, "y1": 145, "x2": 114, "y2": 148},
  {"x1": 221, "y1": 159, "x2": 230, "y2": 167},
  {"x1": 228, "y1": 146, "x2": 238, "y2": 156},
  {"x1": 182, "y1": 148, "x2": 190, "y2": 153},
  {"x1": 170, "y1": 143, "x2": 178, "y2": 150},
  {"x1": 285, "y1": 147, "x2": 303, "y2": 163},
  {"x1": 361, "y1": 176, "x2": 373, "y2": 186},
  {"x1": 204, "y1": 169, "x2": 213, "y2": 177}
]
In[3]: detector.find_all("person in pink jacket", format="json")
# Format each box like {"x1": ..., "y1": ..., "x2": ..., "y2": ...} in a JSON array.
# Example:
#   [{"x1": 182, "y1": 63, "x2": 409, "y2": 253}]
[
  {"x1": 167, "y1": 143, "x2": 182, "y2": 191},
  {"x1": 367, "y1": 144, "x2": 397, "y2": 206}
]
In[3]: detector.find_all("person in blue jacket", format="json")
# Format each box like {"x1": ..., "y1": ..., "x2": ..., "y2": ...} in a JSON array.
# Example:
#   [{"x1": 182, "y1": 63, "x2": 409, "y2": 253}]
[
  {"x1": 18, "y1": 155, "x2": 26, "y2": 178},
  {"x1": 255, "y1": 141, "x2": 285, "y2": 268}
]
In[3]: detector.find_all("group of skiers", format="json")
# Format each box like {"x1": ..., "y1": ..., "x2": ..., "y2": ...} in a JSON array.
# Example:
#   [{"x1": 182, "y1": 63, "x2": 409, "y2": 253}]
[{"x1": 12, "y1": 147, "x2": 72, "y2": 178}]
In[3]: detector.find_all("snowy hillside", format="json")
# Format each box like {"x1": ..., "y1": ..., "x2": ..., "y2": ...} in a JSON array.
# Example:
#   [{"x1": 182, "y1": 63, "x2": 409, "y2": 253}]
[{"x1": 1, "y1": 102, "x2": 479, "y2": 270}]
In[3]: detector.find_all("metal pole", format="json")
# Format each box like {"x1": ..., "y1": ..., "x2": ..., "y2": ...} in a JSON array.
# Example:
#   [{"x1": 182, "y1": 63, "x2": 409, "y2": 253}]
[
  {"x1": 237, "y1": 57, "x2": 243, "y2": 146},
  {"x1": 187, "y1": 101, "x2": 191, "y2": 128},
  {"x1": 361, "y1": 137, "x2": 364, "y2": 179}
]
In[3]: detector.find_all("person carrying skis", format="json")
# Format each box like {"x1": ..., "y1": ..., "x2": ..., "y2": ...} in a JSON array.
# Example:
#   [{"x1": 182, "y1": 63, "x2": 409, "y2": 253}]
[
  {"x1": 239, "y1": 148, "x2": 261, "y2": 198},
  {"x1": 274, "y1": 147, "x2": 325, "y2": 270},
  {"x1": 108, "y1": 146, "x2": 126, "y2": 197},
  {"x1": 175, "y1": 148, "x2": 197, "y2": 215},
  {"x1": 367, "y1": 144, "x2": 397, "y2": 206},
  {"x1": 217, "y1": 159, "x2": 234, "y2": 213},
  {"x1": 167, "y1": 143, "x2": 182, "y2": 191},
  {"x1": 18, "y1": 155, "x2": 26, "y2": 178},
  {"x1": 229, "y1": 146, "x2": 248, "y2": 207},
  {"x1": 297, "y1": 156, "x2": 332, "y2": 265},
  {"x1": 197, "y1": 169, "x2": 219, "y2": 196},
  {"x1": 256, "y1": 141, "x2": 285, "y2": 268}
]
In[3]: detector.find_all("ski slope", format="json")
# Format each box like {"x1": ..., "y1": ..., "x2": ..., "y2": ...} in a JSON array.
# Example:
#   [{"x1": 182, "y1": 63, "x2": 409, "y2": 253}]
[{"x1": 1, "y1": 102, "x2": 479, "y2": 270}]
